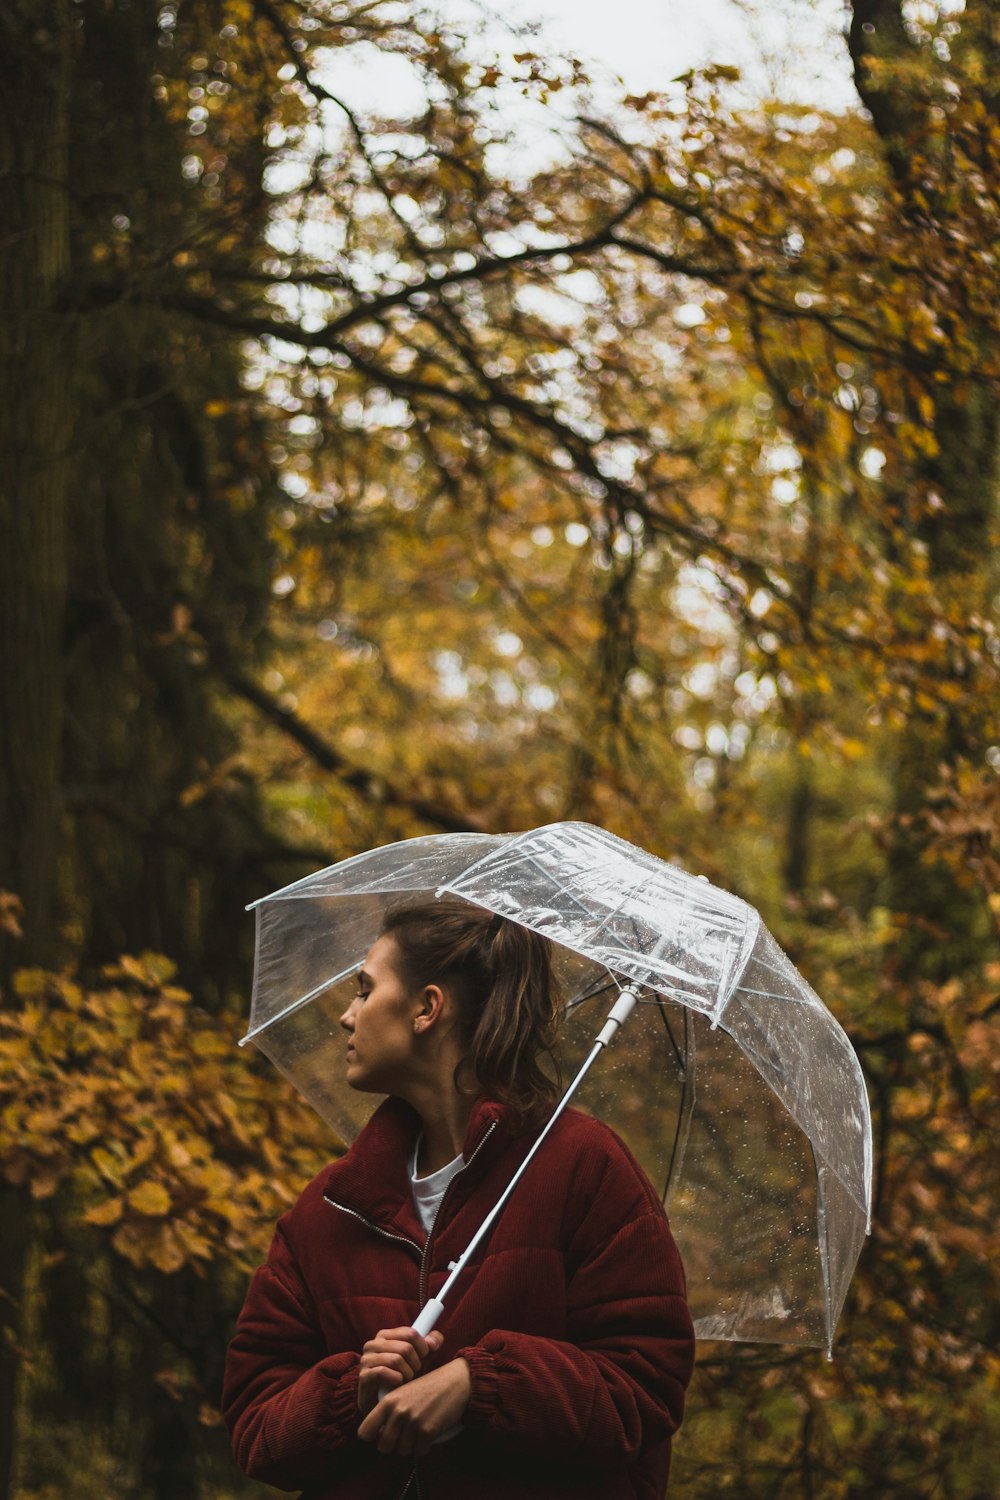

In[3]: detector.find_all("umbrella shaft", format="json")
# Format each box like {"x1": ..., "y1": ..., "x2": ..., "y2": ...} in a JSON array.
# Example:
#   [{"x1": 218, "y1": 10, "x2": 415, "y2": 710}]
[{"x1": 421, "y1": 985, "x2": 640, "y2": 1330}]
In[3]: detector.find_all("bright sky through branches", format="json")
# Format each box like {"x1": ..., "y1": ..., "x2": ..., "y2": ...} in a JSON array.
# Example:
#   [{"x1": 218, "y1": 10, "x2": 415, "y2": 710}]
[
  {"x1": 315, "y1": 0, "x2": 860, "y2": 124},
  {"x1": 473, "y1": 0, "x2": 857, "y2": 106}
]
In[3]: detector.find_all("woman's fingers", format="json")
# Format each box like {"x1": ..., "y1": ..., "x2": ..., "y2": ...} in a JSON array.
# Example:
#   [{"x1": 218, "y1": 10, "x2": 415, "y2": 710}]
[
  {"x1": 359, "y1": 1397, "x2": 427, "y2": 1455},
  {"x1": 361, "y1": 1341, "x2": 420, "y2": 1378},
  {"x1": 357, "y1": 1351, "x2": 413, "y2": 1417},
  {"x1": 357, "y1": 1327, "x2": 443, "y2": 1414},
  {"x1": 363, "y1": 1327, "x2": 440, "y2": 1370},
  {"x1": 357, "y1": 1358, "x2": 470, "y2": 1456}
]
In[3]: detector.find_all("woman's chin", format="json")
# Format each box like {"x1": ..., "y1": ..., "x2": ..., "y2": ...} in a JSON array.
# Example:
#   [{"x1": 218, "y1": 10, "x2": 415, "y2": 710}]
[{"x1": 345, "y1": 1062, "x2": 379, "y2": 1095}]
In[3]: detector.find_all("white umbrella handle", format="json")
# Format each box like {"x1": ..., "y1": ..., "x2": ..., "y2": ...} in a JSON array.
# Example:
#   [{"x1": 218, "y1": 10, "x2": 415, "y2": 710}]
[{"x1": 411, "y1": 1299, "x2": 445, "y2": 1338}]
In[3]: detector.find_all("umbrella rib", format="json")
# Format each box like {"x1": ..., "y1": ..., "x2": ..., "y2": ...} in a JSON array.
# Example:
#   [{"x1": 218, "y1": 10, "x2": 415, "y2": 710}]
[
  {"x1": 563, "y1": 976, "x2": 620, "y2": 1012},
  {"x1": 239, "y1": 962, "x2": 361, "y2": 1046},
  {"x1": 247, "y1": 832, "x2": 503, "y2": 909},
  {"x1": 513, "y1": 852, "x2": 598, "y2": 917},
  {"x1": 734, "y1": 986, "x2": 795, "y2": 1001},
  {"x1": 432, "y1": 832, "x2": 535, "y2": 907},
  {"x1": 663, "y1": 1007, "x2": 696, "y2": 1204},
  {"x1": 655, "y1": 995, "x2": 687, "y2": 1076},
  {"x1": 572, "y1": 870, "x2": 660, "y2": 946},
  {"x1": 613, "y1": 977, "x2": 718, "y2": 1012},
  {"x1": 811, "y1": 1143, "x2": 837, "y2": 1360}
]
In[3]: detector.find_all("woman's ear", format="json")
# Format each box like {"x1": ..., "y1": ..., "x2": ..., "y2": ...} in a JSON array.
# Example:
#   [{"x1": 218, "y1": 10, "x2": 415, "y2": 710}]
[{"x1": 414, "y1": 983, "x2": 446, "y2": 1032}]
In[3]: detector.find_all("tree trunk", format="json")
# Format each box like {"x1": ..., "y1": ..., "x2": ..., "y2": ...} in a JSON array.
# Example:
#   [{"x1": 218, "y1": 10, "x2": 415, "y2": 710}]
[
  {"x1": 884, "y1": 381, "x2": 1000, "y2": 981},
  {"x1": 0, "y1": 9, "x2": 75, "y2": 1497},
  {"x1": 0, "y1": 3, "x2": 75, "y2": 964},
  {"x1": 848, "y1": 1, "x2": 1000, "y2": 983}
]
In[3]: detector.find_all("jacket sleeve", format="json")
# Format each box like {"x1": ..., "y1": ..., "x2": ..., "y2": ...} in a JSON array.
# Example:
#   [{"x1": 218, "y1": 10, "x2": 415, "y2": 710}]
[
  {"x1": 456, "y1": 1137, "x2": 695, "y2": 1463},
  {"x1": 222, "y1": 1219, "x2": 362, "y2": 1490}
]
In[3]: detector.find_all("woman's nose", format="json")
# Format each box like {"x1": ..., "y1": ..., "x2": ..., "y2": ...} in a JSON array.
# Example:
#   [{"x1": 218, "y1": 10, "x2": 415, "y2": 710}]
[{"x1": 339, "y1": 1002, "x2": 355, "y2": 1032}]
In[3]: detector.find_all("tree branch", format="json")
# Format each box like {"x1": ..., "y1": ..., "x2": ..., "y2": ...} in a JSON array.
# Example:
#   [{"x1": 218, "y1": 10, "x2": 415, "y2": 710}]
[
  {"x1": 61, "y1": 785, "x2": 333, "y2": 870},
  {"x1": 213, "y1": 660, "x2": 487, "y2": 834}
]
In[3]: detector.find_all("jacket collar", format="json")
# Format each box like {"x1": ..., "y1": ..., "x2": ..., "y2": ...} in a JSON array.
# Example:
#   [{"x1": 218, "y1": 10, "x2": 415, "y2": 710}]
[{"x1": 323, "y1": 1094, "x2": 519, "y2": 1241}]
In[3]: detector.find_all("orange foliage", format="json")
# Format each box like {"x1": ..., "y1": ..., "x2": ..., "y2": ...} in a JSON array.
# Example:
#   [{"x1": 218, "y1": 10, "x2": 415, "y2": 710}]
[{"x1": 0, "y1": 954, "x2": 335, "y2": 1277}]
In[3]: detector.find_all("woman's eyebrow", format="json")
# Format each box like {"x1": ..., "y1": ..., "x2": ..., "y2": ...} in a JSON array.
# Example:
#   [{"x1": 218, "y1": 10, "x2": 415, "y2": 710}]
[{"x1": 356, "y1": 968, "x2": 372, "y2": 987}]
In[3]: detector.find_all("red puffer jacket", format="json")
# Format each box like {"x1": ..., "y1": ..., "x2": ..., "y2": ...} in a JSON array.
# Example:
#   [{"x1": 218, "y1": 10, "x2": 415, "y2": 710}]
[{"x1": 223, "y1": 1096, "x2": 695, "y2": 1500}]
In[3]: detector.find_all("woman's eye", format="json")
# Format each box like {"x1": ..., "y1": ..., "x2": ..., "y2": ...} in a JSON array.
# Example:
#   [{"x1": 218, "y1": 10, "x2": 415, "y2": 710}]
[{"x1": 355, "y1": 989, "x2": 369, "y2": 1002}]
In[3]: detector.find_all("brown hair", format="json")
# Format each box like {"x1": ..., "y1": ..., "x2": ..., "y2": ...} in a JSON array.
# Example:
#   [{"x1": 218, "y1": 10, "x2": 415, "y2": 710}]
[{"x1": 381, "y1": 897, "x2": 561, "y2": 1127}]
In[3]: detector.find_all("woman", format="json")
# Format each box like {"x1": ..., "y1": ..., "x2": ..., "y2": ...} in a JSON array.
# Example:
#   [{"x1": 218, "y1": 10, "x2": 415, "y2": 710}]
[{"x1": 223, "y1": 898, "x2": 695, "y2": 1499}]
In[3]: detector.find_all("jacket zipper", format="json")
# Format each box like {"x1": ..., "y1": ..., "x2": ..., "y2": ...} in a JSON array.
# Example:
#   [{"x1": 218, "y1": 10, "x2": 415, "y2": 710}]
[
  {"x1": 322, "y1": 1197, "x2": 422, "y2": 1258},
  {"x1": 403, "y1": 1120, "x2": 499, "y2": 1500},
  {"x1": 417, "y1": 1120, "x2": 498, "y2": 1307}
]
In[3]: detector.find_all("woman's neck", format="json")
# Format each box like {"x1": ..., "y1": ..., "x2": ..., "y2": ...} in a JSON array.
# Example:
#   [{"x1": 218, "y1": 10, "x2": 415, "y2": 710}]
[
  {"x1": 395, "y1": 1023, "x2": 476, "y2": 1173},
  {"x1": 411, "y1": 1090, "x2": 475, "y2": 1174}
]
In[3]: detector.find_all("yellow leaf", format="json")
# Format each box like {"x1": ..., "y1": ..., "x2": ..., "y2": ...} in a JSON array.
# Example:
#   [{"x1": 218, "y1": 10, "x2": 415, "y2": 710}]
[
  {"x1": 166, "y1": 1139, "x2": 193, "y2": 1169},
  {"x1": 92, "y1": 1146, "x2": 124, "y2": 1185},
  {"x1": 84, "y1": 1197, "x2": 124, "y2": 1227},
  {"x1": 30, "y1": 1168, "x2": 62, "y2": 1200},
  {"x1": 112, "y1": 1222, "x2": 147, "y2": 1268},
  {"x1": 128, "y1": 1180, "x2": 172, "y2": 1217},
  {"x1": 12, "y1": 969, "x2": 48, "y2": 1000},
  {"x1": 148, "y1": 1224, "x2": 186, "y2": 1275}
]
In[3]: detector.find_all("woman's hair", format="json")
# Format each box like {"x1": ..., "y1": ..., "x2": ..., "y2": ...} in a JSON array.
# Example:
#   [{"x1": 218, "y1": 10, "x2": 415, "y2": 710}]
[{"x1": 380, "y1": 897, "x2": 561, "y2": 1127}]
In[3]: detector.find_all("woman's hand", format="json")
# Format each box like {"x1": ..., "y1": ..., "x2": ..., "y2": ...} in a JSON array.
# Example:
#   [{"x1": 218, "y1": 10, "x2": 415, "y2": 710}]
[
  {"x1": 357, "y1": 1357, "x2": 471, "y2": 1457},
  {"x1": 357, "y1": 1326, "x2": 443, "y2": 1417}
]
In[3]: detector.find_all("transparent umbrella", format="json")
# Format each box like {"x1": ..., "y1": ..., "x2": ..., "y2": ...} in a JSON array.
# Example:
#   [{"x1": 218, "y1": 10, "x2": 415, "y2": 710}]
[{"x1": 241, "y1": 820, "x2": 872, "y2": 1356}]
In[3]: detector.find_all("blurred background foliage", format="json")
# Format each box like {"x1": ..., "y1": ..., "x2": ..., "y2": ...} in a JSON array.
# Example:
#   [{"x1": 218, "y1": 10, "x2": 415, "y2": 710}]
[{"x1": 0, "y1": 0, "x2": 998, "y2": 1495}]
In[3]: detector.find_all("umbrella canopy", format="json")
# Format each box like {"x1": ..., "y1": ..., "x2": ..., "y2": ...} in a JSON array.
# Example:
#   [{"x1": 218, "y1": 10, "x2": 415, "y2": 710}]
[{"x1": 242, "y1": 821, "x2": 872, "y2": 1355}]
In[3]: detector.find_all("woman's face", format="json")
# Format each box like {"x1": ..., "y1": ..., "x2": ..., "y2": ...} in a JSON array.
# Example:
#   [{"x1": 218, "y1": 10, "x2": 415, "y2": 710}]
[{"x1": 339, "y1": 934, "x2": 423, "y2": 1096}]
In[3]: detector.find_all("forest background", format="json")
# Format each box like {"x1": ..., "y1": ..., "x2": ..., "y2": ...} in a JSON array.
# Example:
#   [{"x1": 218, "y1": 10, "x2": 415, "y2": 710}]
[{"x1": 1, "y1": 0, "x2": 998, "y2": 1496}]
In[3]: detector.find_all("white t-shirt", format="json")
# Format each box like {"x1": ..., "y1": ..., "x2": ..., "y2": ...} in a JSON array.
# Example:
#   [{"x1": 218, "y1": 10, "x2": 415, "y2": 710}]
[{"x1": 409, "y1": 1137, "x2": 465, "y2": 1235}]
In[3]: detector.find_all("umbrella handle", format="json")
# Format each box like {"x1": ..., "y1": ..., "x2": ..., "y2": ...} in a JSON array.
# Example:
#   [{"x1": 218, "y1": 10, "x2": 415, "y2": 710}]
[
  {"x1": 595, "y1": 986, "x2": 639, "y2": 1045},
  {"x1": 412, "y1": 1298, "x2": 445, "y2": 1337},
  {"x1": 375, "y1": 1299, "x2": 447, "y2": 1403}
]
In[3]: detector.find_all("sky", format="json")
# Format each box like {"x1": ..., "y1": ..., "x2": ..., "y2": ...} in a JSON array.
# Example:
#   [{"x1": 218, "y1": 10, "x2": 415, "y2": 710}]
[
  {"x1": 315, "y1": 0, "x2": 860, "y2": 122},
  {"x1": 462, "y1": 0, "x2": 857, "y2": 106}
]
